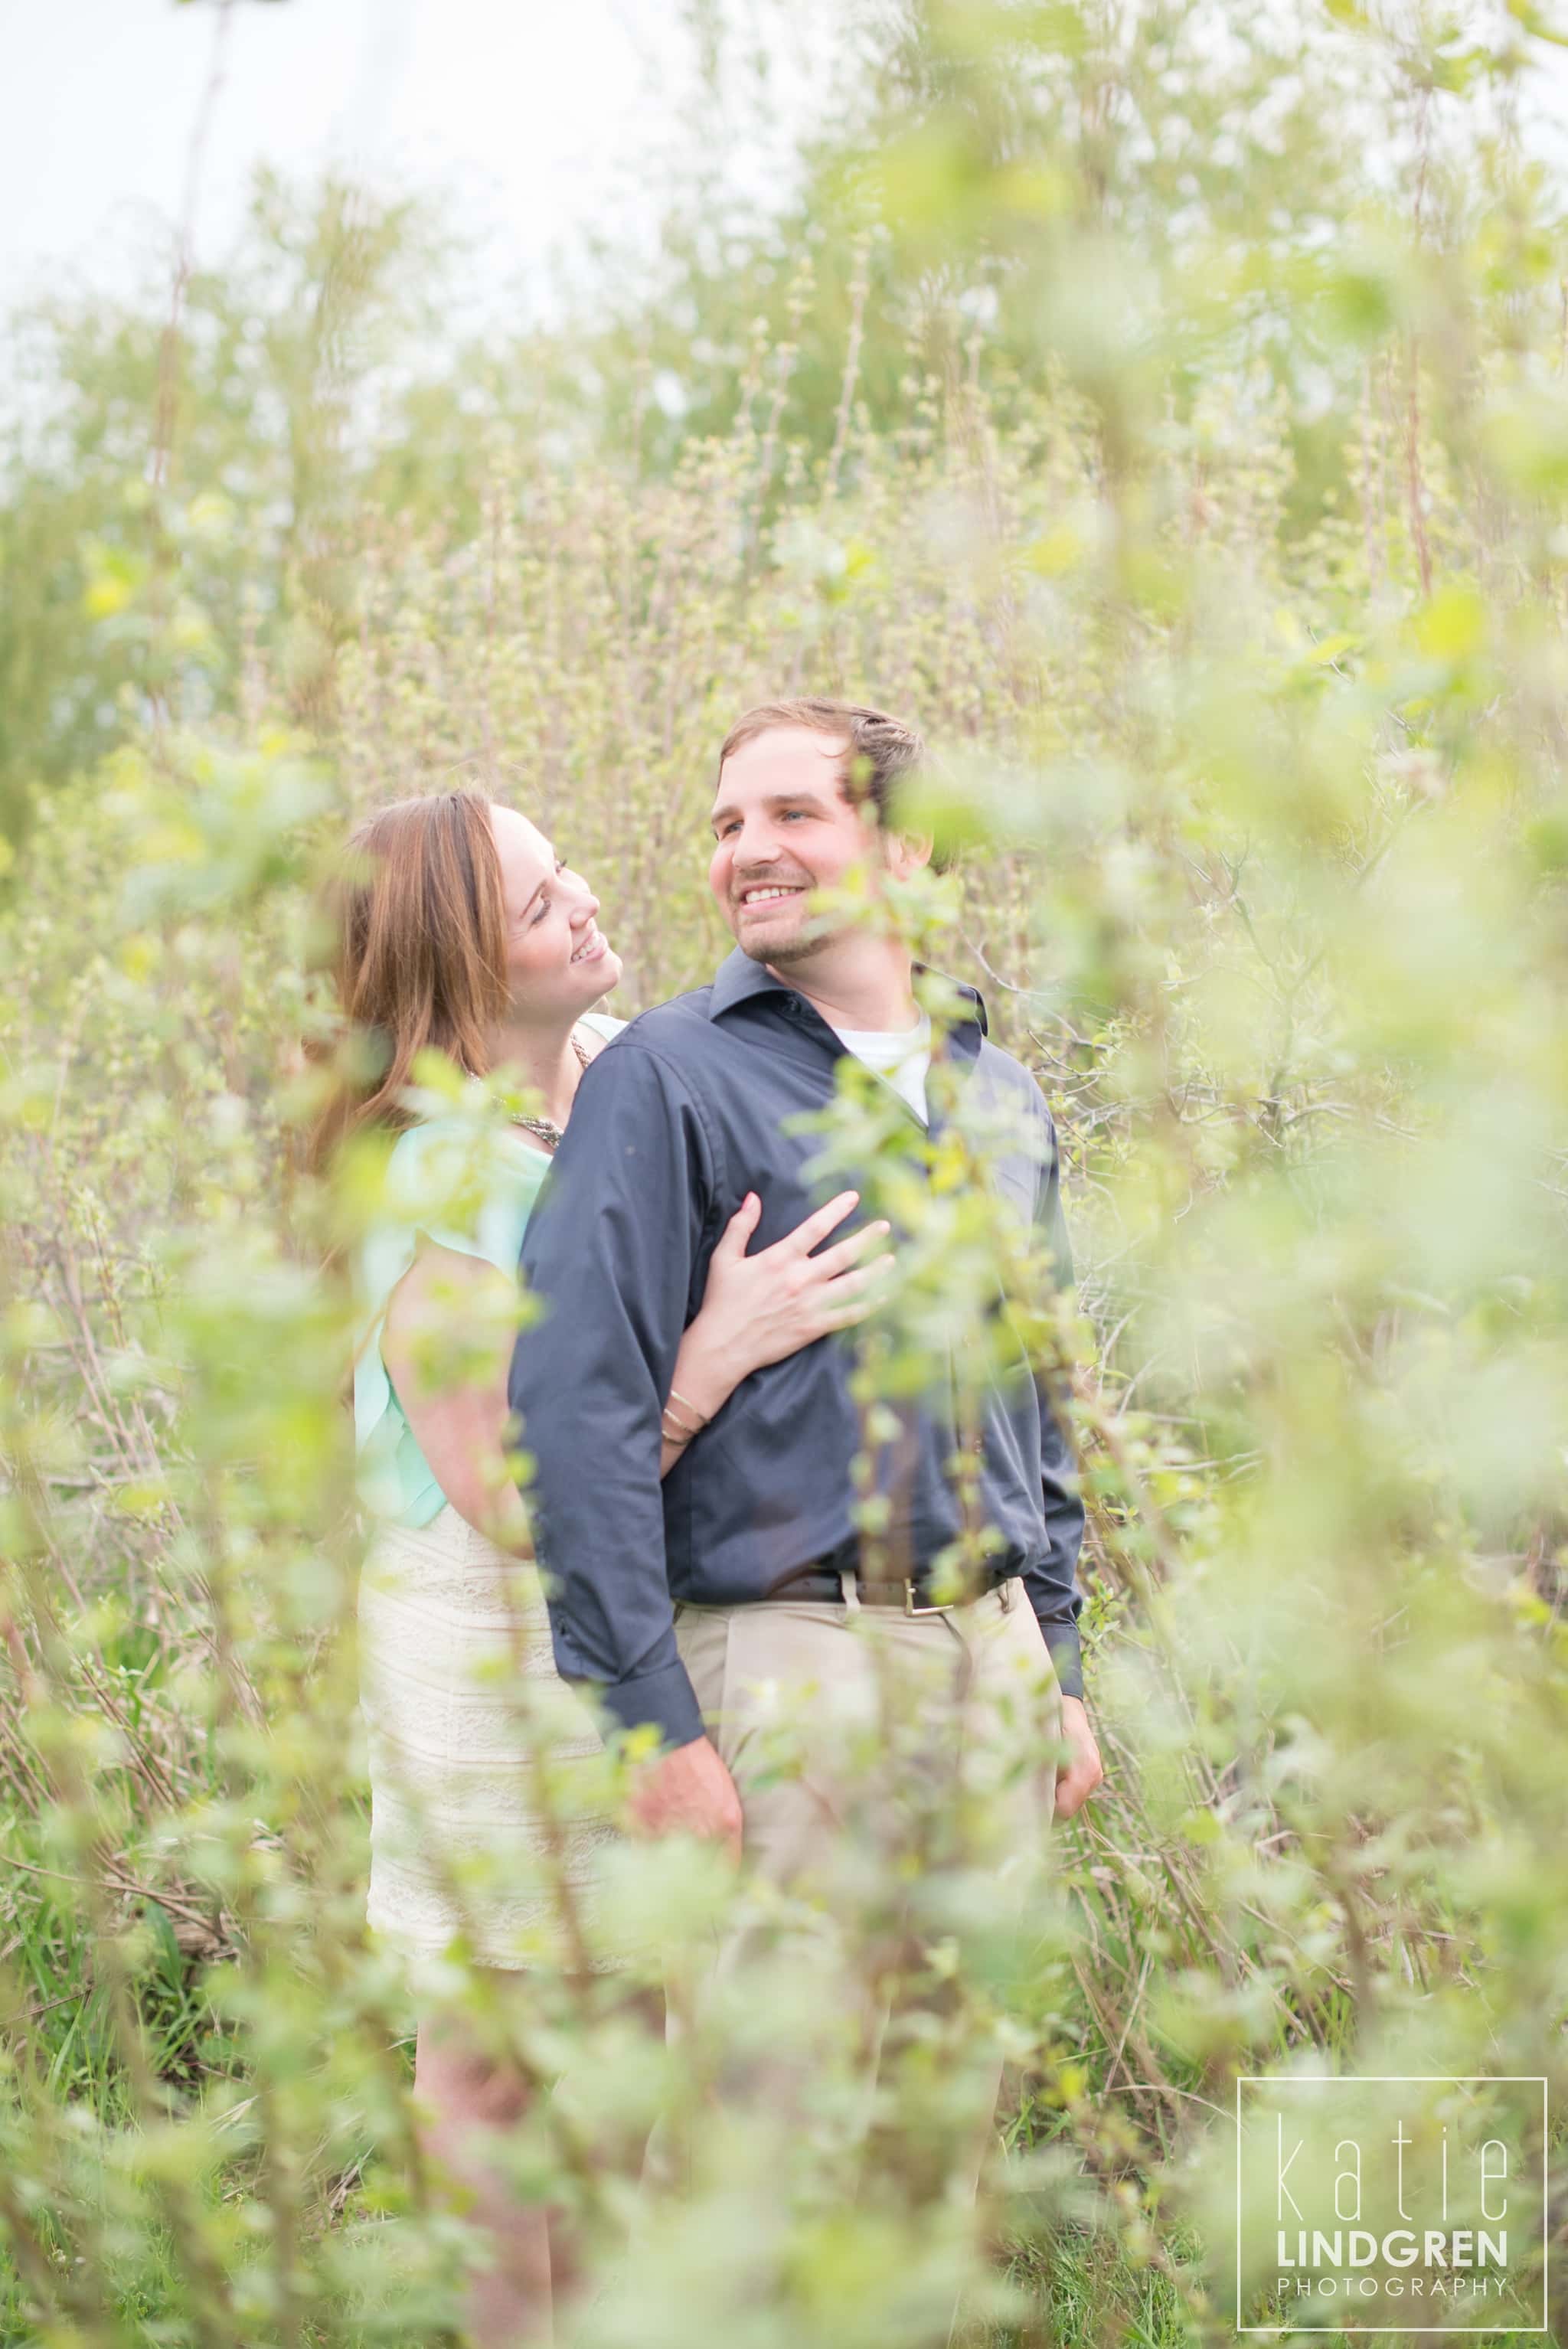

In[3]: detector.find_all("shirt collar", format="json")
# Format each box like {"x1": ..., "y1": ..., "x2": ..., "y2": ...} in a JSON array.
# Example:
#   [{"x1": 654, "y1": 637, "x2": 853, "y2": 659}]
[
  {"x1": 707, "y1": 945, "x2": 989, "y2": 1047},
  {"x1": 708, "y1": 945, "x2": 792, "y2": 1018}
]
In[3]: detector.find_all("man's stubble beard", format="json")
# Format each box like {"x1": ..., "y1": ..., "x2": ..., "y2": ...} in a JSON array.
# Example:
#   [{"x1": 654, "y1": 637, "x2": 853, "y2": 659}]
[{"x1": 740, "y1": 921, "x2": 833, "y2": 969}]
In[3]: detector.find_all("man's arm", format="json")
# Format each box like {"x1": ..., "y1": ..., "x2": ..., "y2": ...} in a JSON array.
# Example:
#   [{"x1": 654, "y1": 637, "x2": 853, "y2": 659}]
[
  {"x1": 1021, "y1": 1093, "x2": 1104, "y2": 1817},
  {"x1": 510, "y1": 1040, "x2": 714, "y2": 1750},
  {"x1": 1022, "y1": 1095, "x2": 1087, "y2": 1702}
]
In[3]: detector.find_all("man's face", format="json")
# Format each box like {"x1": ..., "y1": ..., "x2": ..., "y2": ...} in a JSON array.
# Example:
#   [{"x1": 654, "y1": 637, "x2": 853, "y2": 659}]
[{"x1": 707, "y1": 727, "x2": 885, "y2": 965}]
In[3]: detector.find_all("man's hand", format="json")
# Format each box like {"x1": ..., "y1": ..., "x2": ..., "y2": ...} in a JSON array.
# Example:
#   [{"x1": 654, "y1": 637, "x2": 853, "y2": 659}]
[
  {"x1": 626, "y1": 1733, "x2": 743, "y2": 1863},
  {"x1": 1053, "y1": 1694, "x2": 1103, "y2": 1820}
]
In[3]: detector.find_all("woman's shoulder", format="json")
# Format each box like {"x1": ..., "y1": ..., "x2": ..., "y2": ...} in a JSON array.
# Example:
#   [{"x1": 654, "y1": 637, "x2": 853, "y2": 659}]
[
  {"x1": 381, "y1": 1112, "x2": 486, "y2": 1194},
  {"x1": 379, "y1": 1111, "x2": 544, "y2": 1239},
  {"x1": 577, "y1": 1010, "x2": 628, "y2": 1049}
]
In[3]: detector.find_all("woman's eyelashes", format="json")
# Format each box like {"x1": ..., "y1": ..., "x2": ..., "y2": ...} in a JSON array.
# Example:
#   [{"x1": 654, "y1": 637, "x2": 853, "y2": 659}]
[{"x1": 528, "y1": 858, "x2": 570, "y2": 926}]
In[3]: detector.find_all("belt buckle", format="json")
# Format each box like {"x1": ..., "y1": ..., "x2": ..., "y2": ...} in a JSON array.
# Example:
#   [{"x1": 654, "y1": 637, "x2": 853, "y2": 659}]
[{"x1": 902, "y1": 1579, "x2": 950, "y2": 1617}]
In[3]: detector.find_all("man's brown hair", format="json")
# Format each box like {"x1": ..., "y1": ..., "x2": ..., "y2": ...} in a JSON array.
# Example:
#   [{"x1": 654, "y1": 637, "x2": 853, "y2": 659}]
[
  {"x1": 310, "y1": 788, "x2": 510, "y2": 1168},
  {"x1": 716, "y1": 696, "x2": 947, "y2": 868}
]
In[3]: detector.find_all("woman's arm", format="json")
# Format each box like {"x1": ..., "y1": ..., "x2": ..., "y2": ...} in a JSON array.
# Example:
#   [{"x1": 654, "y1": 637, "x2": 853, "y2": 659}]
[
  {"x1": 384, "y1": 1194, "x2": 895, "y2": 1531},
  {"x1": 655, "y1": 1191, "x2": 893, "y2": 1470},
  {"x1": 381, "y1": 1243, "x2": 534, "y2": 1547},
  {"x1": 576, "y1": 1024, "x2": 897, "y2": 1469}
]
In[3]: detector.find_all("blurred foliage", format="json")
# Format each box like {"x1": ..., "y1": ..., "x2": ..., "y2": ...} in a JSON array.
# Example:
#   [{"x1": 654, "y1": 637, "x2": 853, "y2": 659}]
[{"x1": 3, "y1": 0, "x2": 1568, "y2": 2343}]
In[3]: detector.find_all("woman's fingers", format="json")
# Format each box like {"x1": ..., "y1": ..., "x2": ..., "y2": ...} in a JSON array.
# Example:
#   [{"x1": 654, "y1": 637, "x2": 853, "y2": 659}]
[
  {"x1": 711, "y1": 1191, "x2": 763, "y2": 1259},
  {"x1": 831, "y1": 1252, "x2": 897, "y2": 1295},
  {"x1": 779, "y1": 1189, "x2": 861, "y2": 1255},
  {"x1": 807, "y1": 1220, "x2": 891, "y2": 1282},
  {"x1": 812, "y1": 1255, "x2": 897, "y2": 1326}
]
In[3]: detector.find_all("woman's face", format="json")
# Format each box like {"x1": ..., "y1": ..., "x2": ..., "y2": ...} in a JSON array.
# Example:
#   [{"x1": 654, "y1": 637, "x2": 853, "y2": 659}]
[{"x1": 489, "y1": 805, "x2": 622, "y2": 1020}]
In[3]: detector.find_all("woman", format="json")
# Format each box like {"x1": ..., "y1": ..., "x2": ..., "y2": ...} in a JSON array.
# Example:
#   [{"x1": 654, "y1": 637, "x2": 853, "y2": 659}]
[{"x1": 317, "y1": 788, "x2": 889, "y2": 2346}]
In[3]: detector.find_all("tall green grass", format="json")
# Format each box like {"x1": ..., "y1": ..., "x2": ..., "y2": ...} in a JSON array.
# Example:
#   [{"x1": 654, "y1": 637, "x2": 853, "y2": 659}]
[{"x1": 4, "y1": 3, "x2": 1567, "y2": 2341}]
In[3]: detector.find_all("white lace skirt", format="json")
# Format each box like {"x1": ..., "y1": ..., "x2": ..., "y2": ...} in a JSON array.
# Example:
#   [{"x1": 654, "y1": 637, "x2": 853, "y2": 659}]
[{"x1": 358, "y1": 1504, "x2": 623, "y2": 1972}]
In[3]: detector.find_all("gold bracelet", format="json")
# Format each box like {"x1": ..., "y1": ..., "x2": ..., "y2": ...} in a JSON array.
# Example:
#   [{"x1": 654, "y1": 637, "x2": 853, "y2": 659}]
[
  {"x1": 665, "y1": 1387, "x2": 710, "y2": 1432},
  {"x1": 659, "y1": 1413, "x2": 694, "y2": 1448}
]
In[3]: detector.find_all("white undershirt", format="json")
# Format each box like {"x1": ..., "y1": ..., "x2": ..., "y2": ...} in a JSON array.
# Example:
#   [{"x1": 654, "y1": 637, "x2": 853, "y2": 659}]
[{"x1": 830, "y1": 1010, "x2": 933, "y2": 1125}]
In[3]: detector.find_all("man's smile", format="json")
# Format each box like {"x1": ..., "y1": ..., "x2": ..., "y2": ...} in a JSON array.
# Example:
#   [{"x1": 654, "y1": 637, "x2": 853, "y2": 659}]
[{"x1": 737, "y1": 882, "x2": 809, "y2": 909}]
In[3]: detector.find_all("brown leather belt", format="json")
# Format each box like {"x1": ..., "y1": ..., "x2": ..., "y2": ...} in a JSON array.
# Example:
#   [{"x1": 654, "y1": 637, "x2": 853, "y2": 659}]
[{"x1": 771, "y1": 1550, "x2": 1018, "y2": 1617}]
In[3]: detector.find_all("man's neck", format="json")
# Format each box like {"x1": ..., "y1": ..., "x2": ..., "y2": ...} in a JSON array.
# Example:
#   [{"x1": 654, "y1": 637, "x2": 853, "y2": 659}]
[{"x1": 766, "y1": 938, "x2": 920, "y2": 1034}]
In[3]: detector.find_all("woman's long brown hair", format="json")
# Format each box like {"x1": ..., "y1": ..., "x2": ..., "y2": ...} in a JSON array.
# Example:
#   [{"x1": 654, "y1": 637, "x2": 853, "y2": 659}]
[{"x1": 311, "y1": 789, "x2": 510, "y2": 1171}]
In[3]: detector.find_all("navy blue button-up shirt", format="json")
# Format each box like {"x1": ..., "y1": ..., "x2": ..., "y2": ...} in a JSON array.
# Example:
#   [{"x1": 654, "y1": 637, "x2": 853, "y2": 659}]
[{"x1": 510, "y1": 948, "x2": 1086, "y2": 1749}]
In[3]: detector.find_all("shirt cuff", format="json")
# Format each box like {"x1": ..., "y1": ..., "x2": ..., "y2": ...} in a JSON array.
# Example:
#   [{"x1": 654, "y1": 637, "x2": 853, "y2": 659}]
[
  {"x1": 593, "y1": 1658, "x2": 707, "y2": 1751},
  {"x1": 1036, "y1": 1620, "x2": 1083, "y2": 1703}
]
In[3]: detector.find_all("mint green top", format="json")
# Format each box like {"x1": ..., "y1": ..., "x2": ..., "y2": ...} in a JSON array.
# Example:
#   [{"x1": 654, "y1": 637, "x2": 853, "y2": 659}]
[{"x1": 354, "y1": 1013, "x2": 625, "y2": 1528}]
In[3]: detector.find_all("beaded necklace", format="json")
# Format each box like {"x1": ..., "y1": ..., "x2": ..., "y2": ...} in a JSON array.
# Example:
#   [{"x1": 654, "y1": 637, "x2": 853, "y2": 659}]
[{"x1": 508, "y1": 1033, "x2": 592, "y2": 1154}]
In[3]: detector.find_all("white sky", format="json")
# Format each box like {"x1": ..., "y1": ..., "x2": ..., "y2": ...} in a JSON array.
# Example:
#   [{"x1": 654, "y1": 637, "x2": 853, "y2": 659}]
[
  {"x1": 0, "y1": 0, "x2": 833, "y2": 319},
  {"x1": 2, "y1": 0, "x2": 1563, "y2": 329}
]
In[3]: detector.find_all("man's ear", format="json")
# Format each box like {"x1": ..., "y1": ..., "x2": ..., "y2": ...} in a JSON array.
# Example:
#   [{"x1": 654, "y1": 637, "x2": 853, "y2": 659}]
[{"x1": 885, "y1": 828, "x2": 935, "y2": 879}]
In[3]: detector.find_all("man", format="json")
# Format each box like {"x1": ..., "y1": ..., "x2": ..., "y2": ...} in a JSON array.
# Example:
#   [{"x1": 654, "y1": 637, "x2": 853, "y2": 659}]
[{"x1": 511, "y1": 697, "x2": 1102, "y2": 2149}]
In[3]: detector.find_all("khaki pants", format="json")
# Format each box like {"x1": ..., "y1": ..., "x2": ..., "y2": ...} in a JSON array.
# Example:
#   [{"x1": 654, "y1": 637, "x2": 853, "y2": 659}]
[{"x1": 664, "y1": 1577, "x2": 1063, "y2": 2209}]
